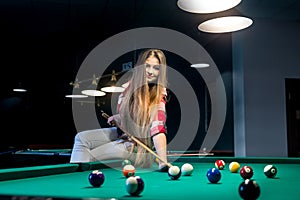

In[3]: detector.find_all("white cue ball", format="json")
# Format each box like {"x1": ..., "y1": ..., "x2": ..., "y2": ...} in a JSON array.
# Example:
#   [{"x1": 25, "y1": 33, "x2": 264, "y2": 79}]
[
  {"x1": 168, "y1": 166, "x2": 181, "y2": 180},
  {"x1": 181, "y1": 163, "x2": 194, "y2": 176}
]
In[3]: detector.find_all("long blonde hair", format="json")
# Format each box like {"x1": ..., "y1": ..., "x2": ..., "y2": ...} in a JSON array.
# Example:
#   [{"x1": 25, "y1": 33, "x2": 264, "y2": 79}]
[{"x1": 119, "y1": 49, "x2": 168, "y2": 168}]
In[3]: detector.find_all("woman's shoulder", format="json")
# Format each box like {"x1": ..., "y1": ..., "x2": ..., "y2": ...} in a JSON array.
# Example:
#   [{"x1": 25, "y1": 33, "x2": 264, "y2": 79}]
[
  {"x1": 119, "y1": 81, "x2": 130, "y2": 96},
  {"x1": 162, "y1": 87, "x2": 167, "y2": 96}
]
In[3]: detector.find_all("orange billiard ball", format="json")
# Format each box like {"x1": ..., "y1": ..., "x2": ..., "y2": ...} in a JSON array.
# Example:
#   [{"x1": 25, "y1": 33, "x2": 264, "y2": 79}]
[{"x1": 122, "y1": 164, "x2": 135, "y2": 177}]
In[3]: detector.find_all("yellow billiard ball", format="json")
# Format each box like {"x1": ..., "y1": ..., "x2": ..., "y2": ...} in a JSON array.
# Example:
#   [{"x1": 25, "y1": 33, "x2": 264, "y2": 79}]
[{"x1": 229, "y1": 161, "x2": 240, "y2": 173}]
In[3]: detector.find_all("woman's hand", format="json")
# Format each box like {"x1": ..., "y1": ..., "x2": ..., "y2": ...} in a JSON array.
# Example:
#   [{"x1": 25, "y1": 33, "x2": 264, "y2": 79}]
[{"x1": 107, "y1": 114, "x2": 121, "y2": 126}]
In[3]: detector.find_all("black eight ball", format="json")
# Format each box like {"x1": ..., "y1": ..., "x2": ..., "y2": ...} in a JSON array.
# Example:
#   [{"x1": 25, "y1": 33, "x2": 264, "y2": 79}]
[{"x1": 238, "y1": 179, "x2": 260, "y2": 200}]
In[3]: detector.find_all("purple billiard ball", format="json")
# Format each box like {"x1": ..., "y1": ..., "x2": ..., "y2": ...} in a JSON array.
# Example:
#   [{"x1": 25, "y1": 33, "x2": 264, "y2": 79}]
[
  {"x1": 206, "y1": 168, "x2": 221, "y2": 183},
  {"x1": 88, "y1": 170, "x2": 105, "y2": 187},
  {"x1": 126, "y1": 176, "x2": 145, "y2": 196}
]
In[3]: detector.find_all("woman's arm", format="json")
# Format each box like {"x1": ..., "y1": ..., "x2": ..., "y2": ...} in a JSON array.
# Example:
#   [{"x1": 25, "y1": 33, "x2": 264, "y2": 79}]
[{"x1": 152, "y1": 133, "x2": 168, "y2": 170}]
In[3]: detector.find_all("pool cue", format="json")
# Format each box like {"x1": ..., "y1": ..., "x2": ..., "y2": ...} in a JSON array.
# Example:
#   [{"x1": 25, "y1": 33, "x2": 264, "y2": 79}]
[{"x1": 101, "y1": 111, "x2": 172, "y2": 168}]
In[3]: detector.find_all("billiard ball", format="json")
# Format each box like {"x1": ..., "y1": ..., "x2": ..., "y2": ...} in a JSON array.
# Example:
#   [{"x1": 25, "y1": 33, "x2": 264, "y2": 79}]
[
  {"x1": 264, "y1": 164, "x2": 277, "y2": 178},
  {"x1": 215, "y1": 159, "x2": 225, "y2": 170},
  {"x1": 168, "y1": 166, "x2": 181, "y2": 180},
  {"x1": 88, "y1": 170, "x2": 105, "y2": 187},
  {"x1": 229, "y1": 161, "x2": 240, "y2": 173},
  {"x1": 238, "y1": 179, "x2": 260, "y2": 200},
  {"x1": 122, "y1": 159, "x2": 132, "y2": 167},
  {"x1": 206, "y1": 168, "x2": 221, "y2": 183},
  {"x1": 126, "y1": 176, "x2": 144, "y2": 196},
  {"x1": 122, "y1": 164, "x2": 136, "y2": 178},
  {"x1": 181, "y1": 163, "x2": 194, "y2": 176},
  {"x1": 240, "y1": 166, "x2": 254, "y2": 180}
]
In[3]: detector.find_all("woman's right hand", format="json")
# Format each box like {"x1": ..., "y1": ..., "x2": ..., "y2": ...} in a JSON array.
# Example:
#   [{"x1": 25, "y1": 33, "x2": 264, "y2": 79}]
[{"x1": 107, "y1": 114, "x2": 121, "y2": 126}]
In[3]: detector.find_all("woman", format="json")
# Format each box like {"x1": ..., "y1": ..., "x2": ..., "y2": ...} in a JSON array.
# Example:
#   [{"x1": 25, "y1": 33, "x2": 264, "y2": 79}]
[{"x1": 70, "y1": 49, "x2": 169, "y2": 171}]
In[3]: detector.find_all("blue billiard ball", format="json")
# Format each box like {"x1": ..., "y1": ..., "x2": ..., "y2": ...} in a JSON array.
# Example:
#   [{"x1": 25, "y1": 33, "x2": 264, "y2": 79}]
[
  {"x1": 88, "y1": 170, "x2": 105, "y2": 187},
  {"x1": 206, "y1": 168, "x2": 221, "y2": 183}
]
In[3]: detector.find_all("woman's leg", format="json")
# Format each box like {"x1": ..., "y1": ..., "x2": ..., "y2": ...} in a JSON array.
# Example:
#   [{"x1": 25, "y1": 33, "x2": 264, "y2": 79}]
[
  {"x1": 70, "y1": 127, "x2": 121, "y2": 163},
  {"x1": 90, "y1": 140, "x2": 133, "y2": 161}
]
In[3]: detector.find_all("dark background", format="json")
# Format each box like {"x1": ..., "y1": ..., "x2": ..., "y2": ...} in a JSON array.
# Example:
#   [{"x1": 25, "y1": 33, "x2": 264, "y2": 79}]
[{"x1": 1, "y1": 0, "x2": 299, "y2": 153}]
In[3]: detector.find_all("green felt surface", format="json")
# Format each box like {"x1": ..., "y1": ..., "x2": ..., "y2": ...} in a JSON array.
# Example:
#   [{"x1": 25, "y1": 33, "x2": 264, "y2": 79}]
[{"x1": 0, "y1": 158, "x2": 299, "y2": 199}]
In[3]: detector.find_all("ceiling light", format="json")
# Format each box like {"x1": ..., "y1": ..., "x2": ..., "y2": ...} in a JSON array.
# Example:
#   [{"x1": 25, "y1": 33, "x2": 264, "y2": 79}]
[
  {"x1": 13, "y1": 82, "x2": 27, "y2": 92},
  {"x1": 177, "y1": 0, "x2": 241, "y2": 14},
  {"x1": 81, "y1": 89, "x2": 106, "y2": 96},
  {"x1": 122, "y1": 82, "x2": 129, "y2": 88},
  {"x1": 191, "y1": 63, "x2": 210, "y2": 68},
  {"x1": 100, "y1": 70, "x2": 125, "y2": 93},
  {"x1": 198, "y1": 16, "x2": 253, "y2": 33},
  {"x1": 101, "y1": 86, "x2": 125, "y2": 93},
  {"x1": 13, "y1": 88, "x2": 27, "y2": 92},
  {"x1": 65, "y1": 79, "x2": 88, "y2": 98},
  {"x1": 65, "y1": 94, "x2": 88, "y2": 98},
  {"x1": 80, "y1": 74, "x2": 106, "y2": 96}
]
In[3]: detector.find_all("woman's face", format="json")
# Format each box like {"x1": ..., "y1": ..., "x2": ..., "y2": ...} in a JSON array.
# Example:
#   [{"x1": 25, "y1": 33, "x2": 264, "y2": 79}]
[{"x1": 145, "y1": 56, "x2": 160, "y2": 83}]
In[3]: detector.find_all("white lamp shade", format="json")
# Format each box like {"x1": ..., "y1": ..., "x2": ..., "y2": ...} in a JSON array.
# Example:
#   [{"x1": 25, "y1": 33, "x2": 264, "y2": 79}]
[
  {"x1": 177, "y1": 0, "x2": 241, "y2": 14},
  {"x1": 101, "y1": 86, "x2": 125, "y2": 93},
  {"x1": 81, "y1": 89, "x2": 106, "y2": 96},
  {"x1": 198, "y1": 16, "x2": 253, "y2": 33},
  {"x1": 13, "y1": 88, "x2": 27, "y2": 92},
  {"x1": 65, "y1": 94, "x2": 88, "y2": 98},
  {"x1": 191, "y1": 63, "x2": 210, "y2": 68}
]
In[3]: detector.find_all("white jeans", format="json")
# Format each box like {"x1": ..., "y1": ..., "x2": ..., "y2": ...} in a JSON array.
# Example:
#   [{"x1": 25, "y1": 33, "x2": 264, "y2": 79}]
[{"x1": 70, "y1": 127, "x2": 132, "y2": 163}]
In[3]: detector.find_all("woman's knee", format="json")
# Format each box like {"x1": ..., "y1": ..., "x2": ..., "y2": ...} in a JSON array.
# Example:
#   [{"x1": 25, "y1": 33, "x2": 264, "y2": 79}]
[{"x1": 74, "y1": 130, "x2": 90, "y2": 145}]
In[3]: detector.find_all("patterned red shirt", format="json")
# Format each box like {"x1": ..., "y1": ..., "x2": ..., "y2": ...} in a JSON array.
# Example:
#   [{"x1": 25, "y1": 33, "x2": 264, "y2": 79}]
[{"x1": 117, "y1": 83, "x2": 167, "y2": 137}]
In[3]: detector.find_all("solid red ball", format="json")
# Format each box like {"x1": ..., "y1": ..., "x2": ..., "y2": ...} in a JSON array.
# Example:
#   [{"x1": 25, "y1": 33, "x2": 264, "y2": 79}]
[{"x1": 240, "y1": 166, "x2": 254, "y2": 180}]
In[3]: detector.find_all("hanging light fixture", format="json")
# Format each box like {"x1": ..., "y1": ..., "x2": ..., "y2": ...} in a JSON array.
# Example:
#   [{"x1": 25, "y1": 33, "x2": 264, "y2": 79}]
[
  {"x1": 65, "y1": 79, "x2": 88, "y2": 98},
  {"x1": 191, "y1": 63, "x2": 210, "y2": 68},
  {"x1": 81, "y1": 74, "x2": 106, "y2": 97},
  {"x1": 177, "y1": 0, "x2": 241, "y2": 14},
  {"x1": 13, "y1": 82, "x2": 27, "y2": 92},
  {"x1": 81, "y1": 90, "x2": 106, "y2": 97},
  {"x1": 100, "y1": 70, "x2": 125, "y2": 93},
  {"x1": 13, "y1": 88, "x2": 27, "y2": 92},
  {"x1": 177, "y1": 0, "x2": 253, "y2": 33},
  {"x1": 198, "y1": 16, "x2": 253, "y2": 33}
]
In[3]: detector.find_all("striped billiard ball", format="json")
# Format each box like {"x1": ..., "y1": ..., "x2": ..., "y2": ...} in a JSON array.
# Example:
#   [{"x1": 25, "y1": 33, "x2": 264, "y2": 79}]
[{"x1": 264, "y1": 165, "x2": 277, "y2": 178}]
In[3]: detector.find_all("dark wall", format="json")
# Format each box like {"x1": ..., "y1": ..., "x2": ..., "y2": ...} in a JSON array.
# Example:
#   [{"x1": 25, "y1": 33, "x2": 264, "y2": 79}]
[{"x1": 0, "y1": 0, "x2": 234, "y2": 153}]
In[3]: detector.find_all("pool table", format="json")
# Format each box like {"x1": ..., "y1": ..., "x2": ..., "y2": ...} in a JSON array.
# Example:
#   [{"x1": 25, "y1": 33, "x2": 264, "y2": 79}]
[{"x1": 0, "y1": 157, "x2": 299, "y2": 200}]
